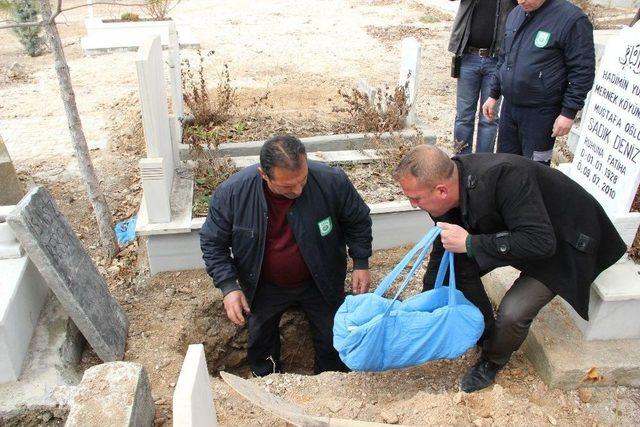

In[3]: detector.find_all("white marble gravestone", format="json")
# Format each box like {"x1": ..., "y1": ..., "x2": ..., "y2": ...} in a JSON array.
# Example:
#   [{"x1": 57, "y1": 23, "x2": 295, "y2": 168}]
[
  {"x1": 173, "y1": 344, "x2": 217, "y2": 427},
  {"x1": 0, "y1": 206, "x2": 49, "y2": 384},
  {"x1": 137, "y1": 36, "x2": 175, "y2": 225},
  {"x1": 559, "y1": 23, "x2": 640, "y2": 340},
  {"x1": 398, "y1": 37, "x2": 421, "y2": 127}
]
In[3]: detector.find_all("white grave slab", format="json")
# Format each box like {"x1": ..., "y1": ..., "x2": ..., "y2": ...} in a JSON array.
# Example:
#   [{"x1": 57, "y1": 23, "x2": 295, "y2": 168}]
[
  {"x1": 398, "y1": 37, "x2": 421, "y2": 127},
  {"x1": 561, "y1": 23, "x2": 640, "y2": 340},
  {"x1": 81, "y1": 17, "x2": 199, "y2": 52},
  {"x1": 231, "y1": 149, "x2": 380, "y2": 169},
  {"x1": 137, "y1": 36, "x2": 175, "y2": 224},
  {"x1": 173, "y1": 344, "x2": 217, "y2": 427},
  {"x1": 569, "y1": 24, "x2": 640, "y2": 218},
  {"x1": 0, "y1": 206, "x2": 48, "y2": 384}
]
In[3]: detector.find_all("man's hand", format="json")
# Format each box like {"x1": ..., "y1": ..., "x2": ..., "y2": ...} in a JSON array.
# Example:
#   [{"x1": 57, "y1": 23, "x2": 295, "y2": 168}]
[
  {"x1": 482, "y1": 97, "x2": 499, "y2": 121},
  {"x1": 351, "y1": 269, "x2": 371, "y2": 294},
  {"x1": 223, "y1": 290, "x2": 251, "y2": 326},
  {"x1": 437, "y1": 222, "x2": 469, "y2": 253},
  {"x1": 551, "y1": 115, "x2": 574, "y2": 137}
]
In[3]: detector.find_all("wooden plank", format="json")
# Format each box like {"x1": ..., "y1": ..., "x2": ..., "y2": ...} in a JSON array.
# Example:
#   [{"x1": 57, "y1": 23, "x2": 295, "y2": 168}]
[{"x1": 219, "y1": 372, "x2": 411, "y2": 427}]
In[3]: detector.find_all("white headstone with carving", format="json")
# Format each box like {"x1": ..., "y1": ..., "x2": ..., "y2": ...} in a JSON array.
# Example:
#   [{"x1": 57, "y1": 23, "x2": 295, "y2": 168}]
[
  {"x1": 398, "y1": 37, "x2": 421, "y2": 127},
  {"x1": 570, "y1": 24, "x2": 640, "y2": 218}
]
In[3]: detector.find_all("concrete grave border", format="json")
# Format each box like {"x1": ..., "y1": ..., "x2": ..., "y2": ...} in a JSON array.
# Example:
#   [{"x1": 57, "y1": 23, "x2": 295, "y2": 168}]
[{"x1": 81, "y1": 18, "x2": 199, "y2": 54}]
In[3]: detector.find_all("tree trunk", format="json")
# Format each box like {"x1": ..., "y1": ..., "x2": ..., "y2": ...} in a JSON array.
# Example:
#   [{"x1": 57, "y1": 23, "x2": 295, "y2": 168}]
[{"x1": 38, "y1": 0, "x2": 118, "y2": 258}]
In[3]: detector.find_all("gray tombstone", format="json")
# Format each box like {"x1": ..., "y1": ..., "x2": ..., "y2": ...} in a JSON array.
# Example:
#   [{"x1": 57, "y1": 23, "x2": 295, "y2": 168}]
[
  {"x1": 6, "y1": 186, "x2": 128, "y2": 362},
  {"x1": 0, "y1": 137, "x2": 24, "y2": 205}
]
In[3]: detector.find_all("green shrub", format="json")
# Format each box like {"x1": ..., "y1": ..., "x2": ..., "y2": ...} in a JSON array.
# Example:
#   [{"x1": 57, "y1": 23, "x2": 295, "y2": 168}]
[
  {"x1": 10, "y1": 0, "x2": 45, "y2": 57},
  {"x1": 120, "y1": 12, "x2": 140, "y2": 21}
]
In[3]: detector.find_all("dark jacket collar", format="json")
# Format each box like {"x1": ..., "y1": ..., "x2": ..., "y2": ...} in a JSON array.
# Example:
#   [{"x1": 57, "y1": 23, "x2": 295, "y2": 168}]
[{"x1": 452, "y1": 157, "x2": 473, "y2": 228}]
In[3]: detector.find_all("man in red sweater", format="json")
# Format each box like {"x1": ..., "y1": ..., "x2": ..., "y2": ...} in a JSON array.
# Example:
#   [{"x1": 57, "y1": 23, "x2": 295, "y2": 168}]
[{"x1": 200, "y1": 135, "x2": 373, "y2": 376}]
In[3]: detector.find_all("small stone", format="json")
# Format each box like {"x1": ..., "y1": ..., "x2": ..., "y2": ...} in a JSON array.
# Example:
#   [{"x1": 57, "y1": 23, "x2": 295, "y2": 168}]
[
  {"x1": 265, "y1": 378, "x2": 273, "y2": 385},
  {"x1": 453, "y1": 391, "x2": 463, "y2": 404},
  {"x1": 548, "y1": 415, "x2": 557, "y2": 425},
  {"x1": 381, "y1": 411, "x2": 399, "y2": 424},
  {"x1": 327, "y1": 399, "x2": 343, "y2": 413},
  {"x1": 165, "y1": 287, "x2": 175, "y2": 297},
  {"x1": 578, "y1": 387, "x2": 593, "y2": 403},
  {"x1": 493, "y1": 384, "x2": 504, "y2": 394},
  {"x1": 472, "y1": 419, "x2": 483, "y2": 427}
]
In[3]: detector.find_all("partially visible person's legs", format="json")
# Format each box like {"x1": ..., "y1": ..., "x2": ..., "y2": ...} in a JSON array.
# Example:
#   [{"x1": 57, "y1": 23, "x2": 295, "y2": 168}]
[
  {"x1": 517, "y1": 105, "x2": 561, "y2": 165},
  {"x1": 475, "y1": 56, "x2": 500, "y2": 153},
  {"x1": 496, "y1": 99, "x2": 521, "y2": 155},
  {"x1": 247, "y1": 282, "x2": 295, "y2": 376},
  {"x1": 461, "y1": 274, "x2": 556, "y2": 392},
  {"x1": 454, "y1": 54, "x2": 483, "y2": 154},
  {"x1": 298, "y1": 281, "x2": 349, "y2": 374}
]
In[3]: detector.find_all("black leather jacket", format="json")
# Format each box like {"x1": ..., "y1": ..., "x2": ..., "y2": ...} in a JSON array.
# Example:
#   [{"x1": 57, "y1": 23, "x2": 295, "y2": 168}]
[{"x1": 448, "y1": 0, "x2": 517, "y2": 56}]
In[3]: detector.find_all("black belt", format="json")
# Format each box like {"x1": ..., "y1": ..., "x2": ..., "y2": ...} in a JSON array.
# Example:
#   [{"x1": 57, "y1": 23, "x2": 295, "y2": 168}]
[{"x1": 465, "y1": 46, "x2": 492, "y2": 58}]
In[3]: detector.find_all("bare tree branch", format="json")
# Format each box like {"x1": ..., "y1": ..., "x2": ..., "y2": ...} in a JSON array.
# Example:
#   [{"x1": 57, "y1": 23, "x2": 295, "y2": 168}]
[
  {"x1": 0, "y1": 20, "x2": 42, "y2": 29},
  {"x1": 50, "y1": 0, "x2": 62, "y2": 22}
]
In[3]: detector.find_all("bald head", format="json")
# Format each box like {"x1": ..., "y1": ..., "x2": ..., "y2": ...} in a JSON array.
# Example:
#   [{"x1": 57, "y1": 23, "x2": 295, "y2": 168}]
[
  {"x1": 394, "y1": 145, "x2": 459, "y2": 216},
  {"x1": 393, "y1": 145, "x2": 455, "y2": 186}
]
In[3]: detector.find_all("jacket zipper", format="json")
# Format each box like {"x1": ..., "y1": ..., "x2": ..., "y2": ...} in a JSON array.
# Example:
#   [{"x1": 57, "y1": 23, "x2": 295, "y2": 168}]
[
  {"x1": 509, "y1": 12, "x2": 533, "y2": 98},
  {"x1": 256, "y1": 188, "x2": 268, "y2": 290}
]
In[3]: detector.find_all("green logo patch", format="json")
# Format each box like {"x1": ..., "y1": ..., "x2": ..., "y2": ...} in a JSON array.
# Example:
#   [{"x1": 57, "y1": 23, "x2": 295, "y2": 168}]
[
  {"x1": 318, "y1": 217, "x2": 333, "y2": 237},
  {"x1": 534, "y1": 31, "x2": 551, "y2": 48}
]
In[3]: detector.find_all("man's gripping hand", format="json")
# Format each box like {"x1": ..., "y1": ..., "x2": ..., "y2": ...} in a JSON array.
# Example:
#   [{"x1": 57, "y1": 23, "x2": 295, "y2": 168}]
[
  {"x1": 437, "y1": 222, "x2": 469, "y2": 253},
  {"x1": 351, "y1": 269, "x2": 372, "y2": 294},
  {"x1": 223, "y1": 290, "x2": 251, "y2": 326},
  {"x1": 551, "y1": 114, "x2": 574, "y2": 138}
]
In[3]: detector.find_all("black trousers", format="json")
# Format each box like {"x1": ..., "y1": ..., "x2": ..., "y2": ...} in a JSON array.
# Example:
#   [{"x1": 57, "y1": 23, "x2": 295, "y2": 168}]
[
  {"x1": 247, "y1": 280, "x2": 348, "y2": 377},
  {"x1": 482, "y1": 273, "x2": 555, "y2": 365},
  {"x1": 497, "y1": 99, "x2": 561, "y2": 165}
]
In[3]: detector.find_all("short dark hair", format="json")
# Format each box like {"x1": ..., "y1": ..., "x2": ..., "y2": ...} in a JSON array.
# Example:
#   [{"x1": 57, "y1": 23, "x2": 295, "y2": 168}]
[
  {"x1": 393, "y1": 144, "x2": 455, "y2": 186},
  {"x1": 260, "y1": 135, "x2": 307, "y2": 178}
]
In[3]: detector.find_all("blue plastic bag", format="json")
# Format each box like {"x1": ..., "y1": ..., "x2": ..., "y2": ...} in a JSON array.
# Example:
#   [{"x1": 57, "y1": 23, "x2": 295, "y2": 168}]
[
  {"x1": 114, "y1": 216, "x2": 137, "y2": 246},
  {"x1": 333, "y1": 227, "x2": 484, "y2": 372}
]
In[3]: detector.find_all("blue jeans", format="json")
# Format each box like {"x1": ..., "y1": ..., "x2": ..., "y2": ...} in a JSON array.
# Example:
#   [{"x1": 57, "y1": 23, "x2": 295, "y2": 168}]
[{"x1": 454, "y1": 53, "x2": 500, "y2": 154}]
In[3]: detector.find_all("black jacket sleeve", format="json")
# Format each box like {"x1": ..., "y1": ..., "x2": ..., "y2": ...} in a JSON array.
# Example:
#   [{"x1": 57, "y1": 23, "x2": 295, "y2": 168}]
[
  {"x1": 560, "y1": 16, "x2": 595, "y2": 119},
  {"x1": 469, "y1": 166, "x2": 557, "y2": 271},
  {"x1": 336, "y1": 168, "x2": 372, "y2": 269},
  {"x1": 199, "y1": 185, "x2": 241, "y2": 296}
]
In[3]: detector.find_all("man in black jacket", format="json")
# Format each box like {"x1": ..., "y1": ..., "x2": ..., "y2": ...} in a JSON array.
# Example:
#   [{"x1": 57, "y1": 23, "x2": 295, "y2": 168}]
[
  {"x1": 482, "y1": 0, "x2": 595, "y2": 164},
  {"x1": 200, "y1": 135, "x2": 372, "y2": 376},
  {"x1": 449, "y1": 0, "x2": 517, "y2": 154},
  {"x1": 395, "y1": 145, "x2": 626, "y2": 392}
]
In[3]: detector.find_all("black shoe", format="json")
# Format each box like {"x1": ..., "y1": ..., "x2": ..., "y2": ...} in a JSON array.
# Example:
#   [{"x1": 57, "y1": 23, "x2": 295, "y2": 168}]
[{"x1": 460, "y1": 358, "x2": 503, "y2": 393}]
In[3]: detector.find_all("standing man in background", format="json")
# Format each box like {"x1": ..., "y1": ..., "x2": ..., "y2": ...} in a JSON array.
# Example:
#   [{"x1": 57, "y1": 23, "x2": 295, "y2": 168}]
[
  {"x1": 483, "y1": 0, "x2": 595, "y2": 164},
  {"x1": 449, "y1": 0, "x2": 517, "y2": 154}
]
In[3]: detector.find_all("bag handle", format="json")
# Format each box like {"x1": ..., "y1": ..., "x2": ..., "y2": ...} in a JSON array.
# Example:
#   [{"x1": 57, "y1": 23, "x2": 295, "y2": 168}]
[
  {"x1": 373, "y1": 226, "x2": 441, "y2": 297},
  {"x1": 373, "y1": 227, "x2": 459, "y2": 316},
  {"x1": 432, "y1": 250, "x2": 458, "y2": 306}
]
